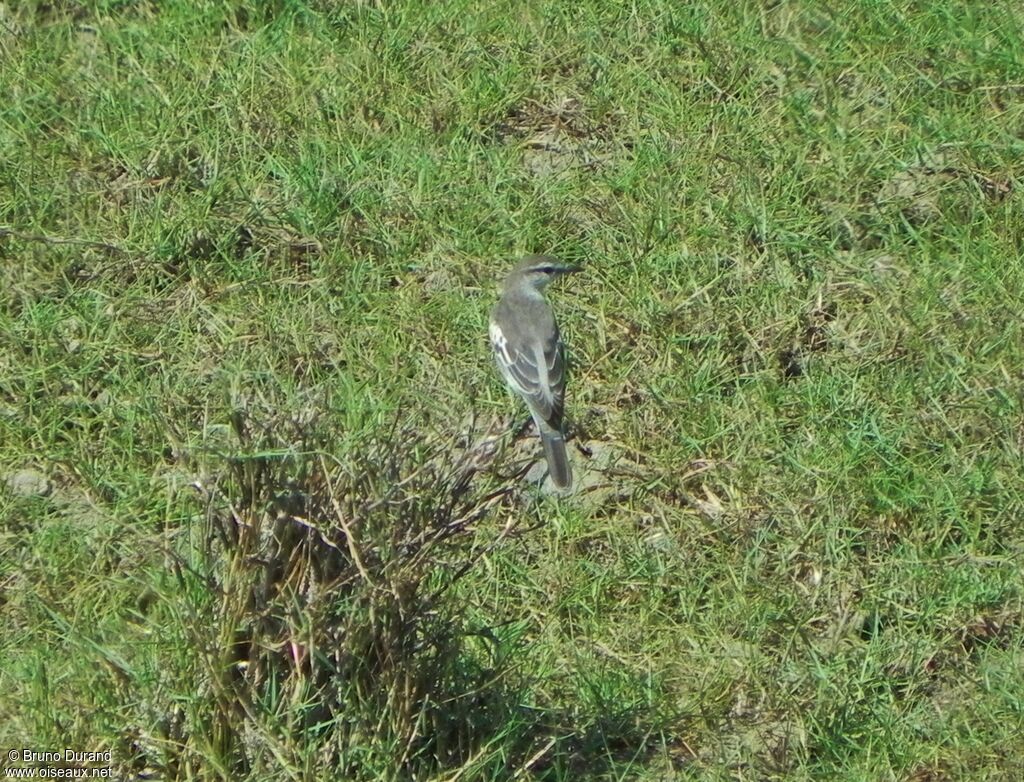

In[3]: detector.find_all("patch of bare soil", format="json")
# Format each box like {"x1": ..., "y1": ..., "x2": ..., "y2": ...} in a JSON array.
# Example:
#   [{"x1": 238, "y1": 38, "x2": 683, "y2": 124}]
[
  {"x1": 876, "y1": 146, "x2": 1013, "y2": 226},
  {"x1": 494, "y1": 96, "x2": 624, "y2": 179}
]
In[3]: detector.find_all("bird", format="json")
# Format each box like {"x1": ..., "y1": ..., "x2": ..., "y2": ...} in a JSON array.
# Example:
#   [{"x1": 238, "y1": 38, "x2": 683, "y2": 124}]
[{"x1": 489, "y1": 255, "x2": 580, "y2": 491}]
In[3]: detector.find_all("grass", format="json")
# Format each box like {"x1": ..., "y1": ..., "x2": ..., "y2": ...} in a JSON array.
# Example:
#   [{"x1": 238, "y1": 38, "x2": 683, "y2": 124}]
[{"x1": 2, "y1": 0, "x2": 1024, "y2": 778}]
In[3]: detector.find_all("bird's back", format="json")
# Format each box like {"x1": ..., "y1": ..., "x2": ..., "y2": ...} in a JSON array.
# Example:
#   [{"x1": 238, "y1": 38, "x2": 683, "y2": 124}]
[{"x1": 490, "y1": 291, "x2": 565, "y2": 427}]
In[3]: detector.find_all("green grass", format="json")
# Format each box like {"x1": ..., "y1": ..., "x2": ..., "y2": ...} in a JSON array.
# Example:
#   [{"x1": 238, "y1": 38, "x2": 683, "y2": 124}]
[{"x1": 3, "y1": 0, "x2": 1024, "y2": 779}]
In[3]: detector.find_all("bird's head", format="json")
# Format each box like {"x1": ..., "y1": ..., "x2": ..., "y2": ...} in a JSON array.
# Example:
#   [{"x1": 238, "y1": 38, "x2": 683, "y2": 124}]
[{"x1": 508, "y1": 255, "x2": 582, "y2": 291}]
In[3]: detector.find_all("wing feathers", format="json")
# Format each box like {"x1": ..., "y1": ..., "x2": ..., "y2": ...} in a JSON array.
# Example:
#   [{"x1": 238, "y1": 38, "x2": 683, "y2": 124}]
[{"x1": 490, "y1": 321, "x2": 565, "y2": 429}]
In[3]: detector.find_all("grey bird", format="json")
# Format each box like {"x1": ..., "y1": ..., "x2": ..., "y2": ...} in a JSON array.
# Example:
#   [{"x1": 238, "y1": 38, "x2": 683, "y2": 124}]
[{"x1": 489, "y1": 255, "x2": 580, "y2": 490}]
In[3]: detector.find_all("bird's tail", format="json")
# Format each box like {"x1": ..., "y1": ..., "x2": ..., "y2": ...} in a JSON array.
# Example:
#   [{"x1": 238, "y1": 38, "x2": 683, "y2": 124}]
[{"x1": 539, "y1": 428, "x2": 572, "y2": 491}]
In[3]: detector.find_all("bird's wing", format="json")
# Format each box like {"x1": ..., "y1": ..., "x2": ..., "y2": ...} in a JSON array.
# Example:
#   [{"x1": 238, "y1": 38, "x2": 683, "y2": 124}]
[{"x1": 490, "y1": 321, "x2": 565, "y2": 428}]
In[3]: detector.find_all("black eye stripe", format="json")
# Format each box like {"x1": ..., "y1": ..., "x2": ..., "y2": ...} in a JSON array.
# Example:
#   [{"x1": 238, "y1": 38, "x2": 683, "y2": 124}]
[{"x1": 527, "y1": 263, "x2": 575, "y2": 275}]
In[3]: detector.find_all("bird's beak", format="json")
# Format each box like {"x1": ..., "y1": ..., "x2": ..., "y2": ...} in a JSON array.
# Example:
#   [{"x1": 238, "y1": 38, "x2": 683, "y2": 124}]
[{"x1": 560, "y1": 264, "x2": 583, "y2": 275}]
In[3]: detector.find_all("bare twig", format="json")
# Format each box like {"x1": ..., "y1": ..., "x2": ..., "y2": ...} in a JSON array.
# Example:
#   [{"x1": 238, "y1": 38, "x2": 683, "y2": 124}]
[
  {"x1": 319, "y1": 452, "x2": 377, "y2": 588},
  {"x1": 0, "y1": 226, "x2": 128, "y2": 256}
]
